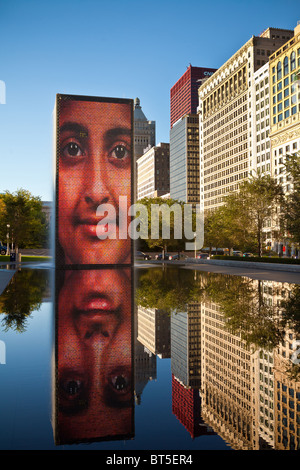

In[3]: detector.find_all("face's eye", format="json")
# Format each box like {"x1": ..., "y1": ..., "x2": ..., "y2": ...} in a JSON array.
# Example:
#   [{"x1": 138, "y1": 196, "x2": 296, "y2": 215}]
[
  {"x1": 61, "y1": 141, "x2": 85, "y2": 158},
  {"x1": 104, "y1": 368, "x2": 132, "y2": 408},
  {"x1": 59, "y1": 375, "x2": 88, "y2": 414},
  {"x1": 113, "y1": 145, "x2": 127, "y2": 159},
  {"x1": 109, "y1": 144, "x2": 130, "y2": 162}
]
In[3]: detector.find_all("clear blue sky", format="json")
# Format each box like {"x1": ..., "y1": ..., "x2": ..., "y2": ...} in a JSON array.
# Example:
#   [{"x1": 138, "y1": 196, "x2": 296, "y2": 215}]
[{"x1": 0, "y1": 0, "x2": 299, "y2": 201}]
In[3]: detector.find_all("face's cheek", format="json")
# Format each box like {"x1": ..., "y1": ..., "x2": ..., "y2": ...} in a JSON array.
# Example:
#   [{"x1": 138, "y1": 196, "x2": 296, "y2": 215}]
[{"x1": 59, "y1": 168, "x2": 79, "y2": 226}]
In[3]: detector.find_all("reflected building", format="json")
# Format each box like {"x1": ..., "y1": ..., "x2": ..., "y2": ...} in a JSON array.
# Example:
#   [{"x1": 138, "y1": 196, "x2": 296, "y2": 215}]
[
  {"x1": 170, "y1": 300, "x2": 214, "y2": 439},
  {"x1": 137, "y1": 306, "x2": 170, "y2": 358},
  {"x1": 200, "y1": 298, "x2": 253, "y2": 449},
  {"x1": 272, "y1": 281, "x2": 300, "y2": 450},
  {"x1": 199, "y1": 274, "x2": 300, "y2": 450},
  {"x1": 171, "y1": 301, "x2": 201, "y2": 388},
  {"x1": 172, "y1": 374, "x2": 215, "y2": 439},
  {"x1": 134, "y1": 305, "x2": 157, "y2": 405}
]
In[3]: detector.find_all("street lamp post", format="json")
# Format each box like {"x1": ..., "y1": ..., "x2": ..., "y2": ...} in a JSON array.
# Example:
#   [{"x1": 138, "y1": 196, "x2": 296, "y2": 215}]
[{"x1": 6, "y1": 224, "x2": 10, "y2": 256}]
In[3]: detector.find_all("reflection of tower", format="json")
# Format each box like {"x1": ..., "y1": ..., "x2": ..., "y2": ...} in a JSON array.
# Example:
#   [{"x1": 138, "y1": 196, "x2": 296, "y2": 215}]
[
  {"x1": 252, "y1": 280, "x2": 276, "y2": 449},
  {"x1": 171, "y1": 302, "x2": 201, "y2": 387},
  {"x1": 271, "y1": 281, "x2": 300, "y2": 450},
  {"x1": 134, "y1": 305, "x2": 157, "y2": 405},
  {"x1": 172, "y1": 375, "x2": 215, "y2": 439},
  {"x1": 170, "y1": 302, "x2": 204, "y2": 437},
  {"x1": 134, "y1": 98, "x2": 155, "y2": 161},
  {"x1": 200, "y1": 299, "x2": 253, "y2": 450},
  {"x1": 137, "y1": 306, "x2": 170, "y2": 358}
]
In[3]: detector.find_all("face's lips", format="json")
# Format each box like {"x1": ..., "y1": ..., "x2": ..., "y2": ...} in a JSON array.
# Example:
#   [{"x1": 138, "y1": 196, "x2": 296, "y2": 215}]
[
  {"x1": 74, "y1": 293, "x2": 121, "y2": 341},
  {"x1": 73, "y1": 214, "x2": 120, "y2": 239},
  {"x1": 76, "y1": 291, "x2": 119, "y2": 313}
]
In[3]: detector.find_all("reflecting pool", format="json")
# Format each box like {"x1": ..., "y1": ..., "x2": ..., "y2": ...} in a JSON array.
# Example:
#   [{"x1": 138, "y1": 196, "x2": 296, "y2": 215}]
[{"x1": 0, "y1": 265, "x2": 299, "y2": 451}]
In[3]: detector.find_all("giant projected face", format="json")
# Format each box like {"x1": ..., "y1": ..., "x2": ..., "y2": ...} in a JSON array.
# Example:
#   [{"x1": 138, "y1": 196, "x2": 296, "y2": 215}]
[
  {"x1": 56, "y1": 95, "x2": 132, "y2": 266},
  {"x1": 55, "y1": 268, "x2": 133, "y2": 444}
]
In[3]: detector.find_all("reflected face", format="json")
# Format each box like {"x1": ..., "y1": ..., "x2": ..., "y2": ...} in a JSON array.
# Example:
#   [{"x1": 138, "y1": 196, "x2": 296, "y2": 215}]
[
  {"x1": 56, "y1": 269, "x2": 132, "y2": 442},
  {"x1": 58, "y1": 98, "x2": 132, "y2": 265}
]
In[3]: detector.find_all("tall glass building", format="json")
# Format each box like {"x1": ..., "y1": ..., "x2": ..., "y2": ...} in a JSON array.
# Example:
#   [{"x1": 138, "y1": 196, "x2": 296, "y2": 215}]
[{"x1": 170, "y1": 114, "x2": 199, "y2": 206}]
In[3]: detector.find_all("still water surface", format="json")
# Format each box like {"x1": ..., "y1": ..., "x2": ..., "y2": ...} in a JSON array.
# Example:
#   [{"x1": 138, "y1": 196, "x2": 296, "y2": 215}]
[{"x1": 0, "y1": 265, "x2": 299, "y2": 451}]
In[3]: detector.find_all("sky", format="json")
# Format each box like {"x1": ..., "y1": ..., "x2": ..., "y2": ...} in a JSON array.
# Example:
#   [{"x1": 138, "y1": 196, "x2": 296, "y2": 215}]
[{"x1": 0, "y1": 0, "x2": 299, "y2": 202}]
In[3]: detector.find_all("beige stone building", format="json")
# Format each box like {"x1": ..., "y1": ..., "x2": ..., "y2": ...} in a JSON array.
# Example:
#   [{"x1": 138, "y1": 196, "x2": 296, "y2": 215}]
[
  {"x1": 269, "y1": 23, "x2": 300, "y2": 255},
  {"x1": 136, "y1": 143, "x2": 170, "y2": 200},
  {"x1": 198, "y1": 28, "x2": 294, "y2": 213}
]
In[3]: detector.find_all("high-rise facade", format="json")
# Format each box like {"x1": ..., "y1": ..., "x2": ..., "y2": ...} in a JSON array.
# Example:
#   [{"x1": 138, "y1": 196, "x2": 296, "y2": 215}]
[
  {"x1": 136, "y1": 143, "x2": 170, "y2": 200},
  {"x1": 269, "y1": 23, "x2": 300, "y2": 193},
  {"x1": 170, "y1": 66, "x2": 216, "y2": 206},
  {"x1": 170, "y1": 65, "x2": 216, "y2": 129},
  {"x1": 170, "y1": 114, "x2": 200, "y2": 205},
  {"x1": 198, "y1": 28, "x2": 294, "y2": 213},
  {"x1": 134, "y1": 97, "x2": 156, "y2": 160}
]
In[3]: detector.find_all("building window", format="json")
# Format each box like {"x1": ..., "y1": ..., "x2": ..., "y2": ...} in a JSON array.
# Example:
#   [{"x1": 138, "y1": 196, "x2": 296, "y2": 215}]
[
  {"x1": 284, "y1": 56, "x2": 289, "y2": 75},
  {"x1": 284, "y1": 77, "x2": 289, "y2": 87},
  {"x1": 284, "y1": 110, "x2": 290, "y2": 119},
  {"x1": 277, "y1": 61, "x2": 282, "y2": 80},
  {"x1": 291, "y1": 51, "x2": 296, "y2": 71}
]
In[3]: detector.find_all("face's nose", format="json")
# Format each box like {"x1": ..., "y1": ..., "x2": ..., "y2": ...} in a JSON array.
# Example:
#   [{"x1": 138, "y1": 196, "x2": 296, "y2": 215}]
[{"x1": 83, "y1": 152, "x2": 110, "y2": 207}]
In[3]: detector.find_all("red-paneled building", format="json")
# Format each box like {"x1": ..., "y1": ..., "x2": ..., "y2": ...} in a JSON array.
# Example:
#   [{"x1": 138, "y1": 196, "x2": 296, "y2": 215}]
[{"x1": 170, "y1": 65, "x2": 216, "y2": 129}]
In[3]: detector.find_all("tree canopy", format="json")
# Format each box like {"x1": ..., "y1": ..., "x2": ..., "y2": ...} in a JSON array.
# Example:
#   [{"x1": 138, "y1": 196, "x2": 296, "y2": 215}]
[
  {"x1": 203, "y1": 174, "x2": 283, "y2": 256},
  {"x1": 135, "y1": 196, "x2": 197, "y2": 253},
  {"x1": 0, "y1": 189, "x2": 49, "y2": 250}
]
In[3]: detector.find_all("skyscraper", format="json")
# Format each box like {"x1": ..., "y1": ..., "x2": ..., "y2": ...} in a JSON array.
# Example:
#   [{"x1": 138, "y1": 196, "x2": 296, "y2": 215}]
[
  {"x1": 170, "y1": 65, "x2": 216, "y2": 129},
  {"x1": 169, "y1": 66, "x2": 216, "y2": 206},
  {"x1": 198, "y1": 27, "x2": 294, "y2": 213},
  {"x1": 134, "y1": 97, "x2": 156, "y2": 160}
]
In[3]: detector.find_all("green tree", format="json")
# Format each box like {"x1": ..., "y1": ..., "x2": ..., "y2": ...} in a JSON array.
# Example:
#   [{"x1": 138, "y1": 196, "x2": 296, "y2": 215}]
[
  {"x1": 0, "y1": 269, "x2": 50, "y2": 332},
  {"x1": 136, "y1": 266, "x2": 204, "y2": 314},
  {"x1": 135, "y1": 196, "x2": 195, "y2": 255},
  {"x1": 239, "y1": 175, "x2": 283, "y2": 256},
  {"x1": 217, "y1": 175, "x2": 283, "y2": 256},
  {"x1": 0, "y1": 189, "x2": 49, "y2": 250}
]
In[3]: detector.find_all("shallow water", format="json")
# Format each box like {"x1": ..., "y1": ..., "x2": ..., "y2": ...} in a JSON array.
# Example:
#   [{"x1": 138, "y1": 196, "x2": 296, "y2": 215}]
[{"x1": 0, "y1": 266, "x2": 299, "y2": 451}]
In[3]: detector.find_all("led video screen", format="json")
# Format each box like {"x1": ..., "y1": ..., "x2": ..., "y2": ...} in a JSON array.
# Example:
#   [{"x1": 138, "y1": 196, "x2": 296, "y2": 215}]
[
  {"x1": 53, "y1": 267, "x2": 134, "y2": 445},
  {"x1": 55, "y1": 94, "x2": 133, "y2": 267}
]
